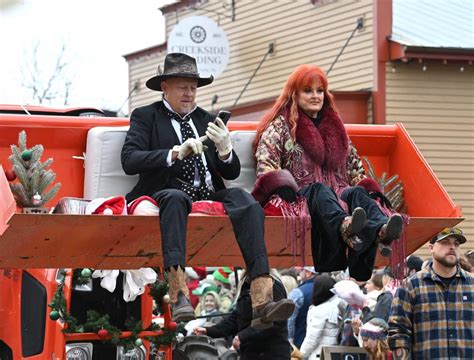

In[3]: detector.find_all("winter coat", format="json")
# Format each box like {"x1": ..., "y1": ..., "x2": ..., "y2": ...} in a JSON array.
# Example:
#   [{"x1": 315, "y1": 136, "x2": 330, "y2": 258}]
[
  {"x1": 362, "y1": 291, "x2": 393, "y2": 323},
  {"x1": 252, "y1": 109, "x2": 369, "y2": 273},
  {"x1": 289, "y1": 278, "x2": 315, "y2": 348},
  {"x1": 121, "y1": 100, "x2": 240, "y2": 203},
  {"x1": 365, "y1": 289, "x2": 383, "y2": 312},
  {"x1": 205, "y1": 278, "x2": 291, "y2": 360},
  {"x1": 299, "y1": 295, "x2": 342, "y2": 360},
  {"x1": 253, "y1": 108, "x2": 366, "y2": 204}
]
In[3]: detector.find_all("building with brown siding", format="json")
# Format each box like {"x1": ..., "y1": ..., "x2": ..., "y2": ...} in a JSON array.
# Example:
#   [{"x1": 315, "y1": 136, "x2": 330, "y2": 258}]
[{"x1": 124, "y1": 0, "x2": 473, "y2": 260}]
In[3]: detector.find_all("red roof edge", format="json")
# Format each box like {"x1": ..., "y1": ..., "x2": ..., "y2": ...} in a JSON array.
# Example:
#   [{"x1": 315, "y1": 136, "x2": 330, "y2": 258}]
[{"x1": 389, "y1": 40, "x2": 474, "y2": 62}]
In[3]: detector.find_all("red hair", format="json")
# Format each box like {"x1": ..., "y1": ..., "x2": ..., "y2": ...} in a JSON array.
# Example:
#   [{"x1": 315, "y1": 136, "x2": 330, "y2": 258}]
[{"x1": 253, "y1": 64, "x2": 338, "y2": 152}]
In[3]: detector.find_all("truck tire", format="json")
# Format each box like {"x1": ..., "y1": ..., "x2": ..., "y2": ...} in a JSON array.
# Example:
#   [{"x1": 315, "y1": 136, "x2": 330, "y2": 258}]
[{"x1": 0, "y1": 341, "x2": 13, "y2": 360}]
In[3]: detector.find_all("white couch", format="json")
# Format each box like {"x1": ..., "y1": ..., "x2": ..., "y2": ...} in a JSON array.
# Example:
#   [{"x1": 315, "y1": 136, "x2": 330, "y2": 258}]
[{"x1": 83, "y1": 127, "x2": 257, "y2": 199}]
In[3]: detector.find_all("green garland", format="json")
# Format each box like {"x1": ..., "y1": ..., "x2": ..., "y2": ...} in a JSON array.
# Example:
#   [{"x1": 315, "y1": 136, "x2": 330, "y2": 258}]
[
  {"x1": 72, "y1": 268, "x2": 93, "y2": 285},
  {"x1": 148, "y1": 273, "x2": 169, "y2": 315},
  {"x1": 49, "y1": 269, "x2": 180, "y2": 351},
  {"x1": 149, "y1": 323, "x2": 186, "y2": 349}
]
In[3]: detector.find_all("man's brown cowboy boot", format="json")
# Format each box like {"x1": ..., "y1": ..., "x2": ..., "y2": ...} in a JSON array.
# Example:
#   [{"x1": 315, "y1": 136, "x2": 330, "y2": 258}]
[
  {"x1": 250, "y1": 275, "x2": 295, "y2": 330},
  {"x1": 168, "y1": 267, "x2": 196, "y2": 322}
]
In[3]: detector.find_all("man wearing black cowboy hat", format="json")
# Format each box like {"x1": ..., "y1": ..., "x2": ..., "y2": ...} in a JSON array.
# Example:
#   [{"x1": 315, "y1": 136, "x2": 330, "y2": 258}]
[{"x1": 121, "y1": 53, "x2": 294, "y2": 328}]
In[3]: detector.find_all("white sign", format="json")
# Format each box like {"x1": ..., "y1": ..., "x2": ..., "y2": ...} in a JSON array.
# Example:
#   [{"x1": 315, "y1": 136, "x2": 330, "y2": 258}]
[{"x1": 168, "y1": 16, "x2": 230, "y2": 78}]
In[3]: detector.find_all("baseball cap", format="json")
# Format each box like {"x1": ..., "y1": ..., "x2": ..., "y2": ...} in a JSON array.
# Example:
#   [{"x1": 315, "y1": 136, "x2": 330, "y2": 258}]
[{"x1": 430, "y1": 227, "x2": 466, "y2": 244}]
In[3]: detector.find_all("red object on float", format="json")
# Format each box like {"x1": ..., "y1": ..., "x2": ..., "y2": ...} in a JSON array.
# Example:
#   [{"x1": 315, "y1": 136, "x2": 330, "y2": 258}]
[
  {"x1": 168, "y1": 321, "x2": 177, "y2": 332},
  {"x1": 97, "y1": 328, "x2": 109, "y2": 339},
  {"x1": 4, "y1": 169, "x2": 16, "y2": 182}
]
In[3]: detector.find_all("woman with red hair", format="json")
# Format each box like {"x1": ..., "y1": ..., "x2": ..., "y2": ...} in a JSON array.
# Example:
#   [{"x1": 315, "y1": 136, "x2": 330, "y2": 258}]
[{"x1": 252, "y1": 65, "x2": 402, "y2": 281}]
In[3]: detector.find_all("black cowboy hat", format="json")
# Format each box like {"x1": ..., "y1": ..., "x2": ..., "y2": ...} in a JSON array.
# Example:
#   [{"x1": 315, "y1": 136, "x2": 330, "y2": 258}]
[{"x1": 146, "y1": 53, "x2": 214, "y2": 91}]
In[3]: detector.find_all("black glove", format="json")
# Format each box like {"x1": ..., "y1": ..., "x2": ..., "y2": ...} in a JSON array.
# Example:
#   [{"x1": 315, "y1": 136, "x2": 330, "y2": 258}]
[{"x1": 274, "y1": 186, "x2": 297, "y2": 203}]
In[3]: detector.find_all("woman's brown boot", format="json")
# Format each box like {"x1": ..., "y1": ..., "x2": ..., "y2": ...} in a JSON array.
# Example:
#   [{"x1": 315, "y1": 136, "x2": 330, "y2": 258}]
[
  {"x1": 250, "y1": 275, "x2": 295, "y2": 330},
  {"x1": 377, "y1": 214, "x2": 403, "y2": 257},
  {"x1": 168, "y1": 267, "x2": 195, "y2": 322},
  {"x1": 340, "y1": 207, "x2": 367, "y2": 251}
]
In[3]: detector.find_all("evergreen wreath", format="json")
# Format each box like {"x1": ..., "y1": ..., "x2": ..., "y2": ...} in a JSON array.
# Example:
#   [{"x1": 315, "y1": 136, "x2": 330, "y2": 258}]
[{"x1": 49, "y1": 269, "x2": 181, "y2": 351}]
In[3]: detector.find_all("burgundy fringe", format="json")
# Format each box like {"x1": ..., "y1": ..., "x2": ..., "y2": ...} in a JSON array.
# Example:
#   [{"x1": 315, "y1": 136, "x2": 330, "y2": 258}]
[
  {"x1": 277, "y1": 196, "x2": 312, "y2": 265},
  {"x1": 379, "y1": 204, "x2": 410, "y2": 282}
]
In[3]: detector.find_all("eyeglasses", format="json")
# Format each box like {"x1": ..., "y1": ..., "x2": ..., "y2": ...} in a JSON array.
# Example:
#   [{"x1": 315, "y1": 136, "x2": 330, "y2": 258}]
[{"x1": 466, "y1": 250, "x2": 473, "y2": 256}]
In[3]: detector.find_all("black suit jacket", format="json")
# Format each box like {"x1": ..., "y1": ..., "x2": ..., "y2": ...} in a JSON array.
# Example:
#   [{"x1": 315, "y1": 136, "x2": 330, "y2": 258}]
[{"x1": 121, "y1": 101, "x2": 240, "y2": 202}]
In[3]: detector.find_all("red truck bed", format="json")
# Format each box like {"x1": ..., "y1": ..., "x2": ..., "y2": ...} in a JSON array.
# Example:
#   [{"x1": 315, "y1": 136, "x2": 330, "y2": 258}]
[{"x1": 0, "y1": 115, "x2": 463, "y2": 268}]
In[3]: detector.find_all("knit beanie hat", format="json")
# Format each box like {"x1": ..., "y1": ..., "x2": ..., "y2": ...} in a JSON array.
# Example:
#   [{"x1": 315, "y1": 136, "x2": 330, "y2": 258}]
[
  {"x1": 360, "y1": 318, "x2": 389, "y2": 340},
  {"x1": 213, "y1": 267, "x2": 233, "y2": 284}
]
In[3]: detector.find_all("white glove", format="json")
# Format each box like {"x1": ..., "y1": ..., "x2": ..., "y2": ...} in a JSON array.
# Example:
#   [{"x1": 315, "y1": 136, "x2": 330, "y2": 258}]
[
  {"x1": 92, "y1": 269, "x2": 157, "y2": 302},
  {"x1": 174, "y1": 138, "x2": 204, "y2": 160},
  {"x1": 92, "y1": 270, "x2": 120, "y2": 293},
  {"x1": 122, "y1": 268, "x2": 157, "y2": 302},
  {"x1": 206, "y1": 118, "x2": 232, "y2": 157}
]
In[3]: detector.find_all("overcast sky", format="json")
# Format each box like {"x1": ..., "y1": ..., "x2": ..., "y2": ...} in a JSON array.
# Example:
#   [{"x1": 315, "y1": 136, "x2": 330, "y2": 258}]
[{"x1": 0, "y1": 0, "x2": 168, "y2": 114}]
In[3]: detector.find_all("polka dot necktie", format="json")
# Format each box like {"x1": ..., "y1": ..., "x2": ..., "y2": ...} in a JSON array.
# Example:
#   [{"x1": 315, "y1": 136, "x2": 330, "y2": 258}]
[{"x1": 171, "y1": 111, "x2": 213, "y2": 201}]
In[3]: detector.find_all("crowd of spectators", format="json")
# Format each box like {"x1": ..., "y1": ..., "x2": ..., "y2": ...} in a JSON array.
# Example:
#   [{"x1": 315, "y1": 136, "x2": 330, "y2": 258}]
[{"x1": 169, "y1": 228, "x2": 473, "y2": 359}]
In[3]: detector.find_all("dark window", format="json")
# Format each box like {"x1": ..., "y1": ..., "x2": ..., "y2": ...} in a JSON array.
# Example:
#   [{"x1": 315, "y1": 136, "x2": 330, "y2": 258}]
[
  {"x1": 70, "y1": 273, "x2": 141, "y2": 329},
  {"x1": 21, "y1": 271, "x2": 46, "y2": 356}
]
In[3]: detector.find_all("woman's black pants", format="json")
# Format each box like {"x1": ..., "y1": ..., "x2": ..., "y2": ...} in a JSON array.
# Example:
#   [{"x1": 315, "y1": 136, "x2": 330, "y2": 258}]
[{"x1": 299, "y1": 182, "x2": 388, "y2": 281}]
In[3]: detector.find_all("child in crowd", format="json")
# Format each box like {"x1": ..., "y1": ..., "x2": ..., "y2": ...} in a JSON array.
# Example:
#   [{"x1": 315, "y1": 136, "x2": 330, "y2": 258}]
[
  {"x1": 360, "y1": 318, "x2": 392, "y2": 360},
  {"x1": 212, "y1": 267, "x2": 234, "y2": 313}
]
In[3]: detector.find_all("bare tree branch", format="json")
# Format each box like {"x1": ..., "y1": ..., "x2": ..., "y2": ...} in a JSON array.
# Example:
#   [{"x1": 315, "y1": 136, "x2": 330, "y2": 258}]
[
  {"x1": 64, "y1": 80, "x2": 72, "y2": 105},
  {"x1": 21, "y1": 41, "x2": 72, "y2": 105}
]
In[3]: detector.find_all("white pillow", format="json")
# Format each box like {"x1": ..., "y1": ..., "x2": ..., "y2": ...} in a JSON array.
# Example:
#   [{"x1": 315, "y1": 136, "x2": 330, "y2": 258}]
[{"x1": 84, "y1": 126, "x2": 138, "y2": 199}]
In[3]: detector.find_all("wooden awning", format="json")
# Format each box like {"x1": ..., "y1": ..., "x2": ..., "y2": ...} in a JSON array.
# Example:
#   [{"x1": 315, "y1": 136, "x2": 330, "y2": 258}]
[{"x1": 389, "y1": 41, "x2": 474, "y2": 62}]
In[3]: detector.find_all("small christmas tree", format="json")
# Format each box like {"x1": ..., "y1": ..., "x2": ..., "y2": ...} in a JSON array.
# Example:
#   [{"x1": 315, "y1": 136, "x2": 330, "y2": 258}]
[{"x1": 8, "y1": 130, "x2": 61, "y2": 209}]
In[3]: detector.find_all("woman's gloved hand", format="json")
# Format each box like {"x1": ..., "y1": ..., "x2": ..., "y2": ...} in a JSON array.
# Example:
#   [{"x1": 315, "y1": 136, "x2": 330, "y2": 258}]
[
  {"x1": 274, "y1": 186, "x2": 298, "y2": 203},
  {"x1": 206, "y1": 118, "x2": 233, "y2": 157}
]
